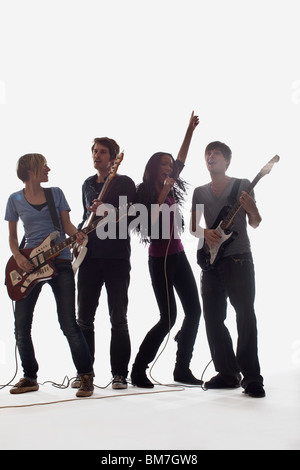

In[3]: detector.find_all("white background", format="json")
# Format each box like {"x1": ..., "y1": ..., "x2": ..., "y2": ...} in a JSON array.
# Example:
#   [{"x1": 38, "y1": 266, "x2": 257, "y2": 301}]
[{"x1": 0, "y1": 0, "x2": 299, "y2": 400}]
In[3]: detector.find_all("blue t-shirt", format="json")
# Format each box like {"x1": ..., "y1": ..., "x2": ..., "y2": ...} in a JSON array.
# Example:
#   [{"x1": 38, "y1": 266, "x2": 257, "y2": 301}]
[{"x1": 5, "y1": 187, "x2": 72, "y2": 261}]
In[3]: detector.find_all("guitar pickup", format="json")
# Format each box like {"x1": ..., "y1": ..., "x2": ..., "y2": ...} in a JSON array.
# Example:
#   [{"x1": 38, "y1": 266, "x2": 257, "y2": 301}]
[
  {"x1": 31, "y1": 254, "x2": 46, "y2": 268},
  {"x1": 9, "y1": 270, "x2": 23, "y2": 286}
]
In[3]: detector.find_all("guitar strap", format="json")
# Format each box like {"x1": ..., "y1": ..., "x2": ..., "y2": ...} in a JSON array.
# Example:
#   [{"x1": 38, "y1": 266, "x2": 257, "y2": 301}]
[
  {"x1": 227, "y1": 178, "x2": 242, "y2": 206},
  {"x1": 18, "y1": 188, "x2": 61, "y2": 250},
  {"x1": 44, "y1": 188, "x2": 62, "y2": 233},
  {"x1": 4, "y1": 188, "x2": 61, "y2": 287},
  {"x1": 97, "y1": 173, "x2": 119, "y2": 204}
]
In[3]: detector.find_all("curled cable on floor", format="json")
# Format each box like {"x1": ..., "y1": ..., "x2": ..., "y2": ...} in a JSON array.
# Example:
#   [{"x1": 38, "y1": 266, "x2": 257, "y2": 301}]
[{"x1": 0, "y1": 384, "x2": 185, "y2": 410}]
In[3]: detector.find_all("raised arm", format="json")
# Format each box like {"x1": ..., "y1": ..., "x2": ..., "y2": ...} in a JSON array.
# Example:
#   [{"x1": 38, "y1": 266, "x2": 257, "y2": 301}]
[{"x1": 176, "y1": 111, "x2": 199, "y2": 165}]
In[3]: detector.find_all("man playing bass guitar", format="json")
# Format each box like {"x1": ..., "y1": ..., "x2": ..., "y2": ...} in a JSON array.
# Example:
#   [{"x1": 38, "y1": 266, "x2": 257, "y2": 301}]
[
  {"x1": 72, "y1": 137, "x2": 136, "y2": 390},
  {"x1": 191, "y1": 141, "x2": 265, "y2": 398}
]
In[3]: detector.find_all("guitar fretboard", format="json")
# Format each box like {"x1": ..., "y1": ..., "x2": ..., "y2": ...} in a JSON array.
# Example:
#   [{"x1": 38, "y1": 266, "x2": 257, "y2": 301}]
[
  {"x1": 43, "y1": 204, "x2": 130, "y2": 261},
  {"x1": 221, "y1": 172, "x2": 263, "y2": 230},
  {"x1": 43, "y1": 217, "x2": 103, "y2": 260}
]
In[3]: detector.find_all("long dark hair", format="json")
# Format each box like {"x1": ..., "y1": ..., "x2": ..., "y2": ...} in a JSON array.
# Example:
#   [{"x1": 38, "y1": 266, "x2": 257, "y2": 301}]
[
  {"x1": 135, "y1": 152, "x2": 187, "y2": 242},
  {"x1": 139, "y1": 152, "x2": 187, "y2": 206}
]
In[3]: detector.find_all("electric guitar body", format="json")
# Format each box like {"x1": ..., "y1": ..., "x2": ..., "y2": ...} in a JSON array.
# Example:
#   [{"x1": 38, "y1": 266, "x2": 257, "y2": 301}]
[
  {"x1": 72, "y1": 151, "x2": 124, "y2": 273},
  {"x1": 5, "y1": 232, "x2": 59, "y2": 301},
  {"x1": 5, "y1": 203, "x2": 132, "y2": 301},
  {"x1": 197, "y1": 206, "x2": 238, "y2": 270},
  {"x1": 197, "y1": 155, "x2": 280, "y2": 271}
]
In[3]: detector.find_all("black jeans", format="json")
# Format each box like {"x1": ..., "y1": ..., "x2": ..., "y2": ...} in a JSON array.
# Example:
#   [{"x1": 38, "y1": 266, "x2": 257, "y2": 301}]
[
  {"x1": 201, "y1": 253, "x2": 263, "y2": 387},
  {"x1": 77, "y1": 258, "x2": 131, "y2": 377},
  {"x1": 14, "y1": 261, "x2": 93, "y2": 380},
  {"x1": 134, "y1": 251, "x2": 201, "y2": 369}
]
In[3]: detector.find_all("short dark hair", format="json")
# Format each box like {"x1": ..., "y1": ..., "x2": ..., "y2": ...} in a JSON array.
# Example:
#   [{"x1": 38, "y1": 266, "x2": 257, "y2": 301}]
[
  {"x1": 205, "y1": 141, "x2": 232, "y2": 167},
  {"x1": 91, "y1": 137, "x2": 120, "y2": 160}
]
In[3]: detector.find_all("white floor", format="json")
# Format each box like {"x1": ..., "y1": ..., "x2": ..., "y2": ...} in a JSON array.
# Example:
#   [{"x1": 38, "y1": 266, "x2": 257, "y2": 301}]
[
  {"x1": 0, "y1": 368, "x2": 299, "y2": 451},
  {"x1": 1, "y1": 240, "x2": 299, "y2": 452}
]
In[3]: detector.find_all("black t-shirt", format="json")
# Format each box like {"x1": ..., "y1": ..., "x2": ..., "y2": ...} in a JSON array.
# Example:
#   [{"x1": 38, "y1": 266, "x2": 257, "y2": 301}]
[{"x1": 79, "y1": 174, "x2": 136, "y2": 261}]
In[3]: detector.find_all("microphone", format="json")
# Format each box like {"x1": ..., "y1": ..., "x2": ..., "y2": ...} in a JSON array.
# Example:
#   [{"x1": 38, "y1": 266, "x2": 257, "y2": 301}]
[{"x1": 163, "y1": 172, "x2": 179, "y2": 183}]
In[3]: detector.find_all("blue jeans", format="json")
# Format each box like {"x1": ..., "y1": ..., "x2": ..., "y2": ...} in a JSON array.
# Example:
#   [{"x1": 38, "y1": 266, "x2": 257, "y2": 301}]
[
  {"x1": 201, "y1": 253, "x2": 263, "y2": 387},
  {"x1": 14, "y1": 261, "x2": 93, "y2": 380}
]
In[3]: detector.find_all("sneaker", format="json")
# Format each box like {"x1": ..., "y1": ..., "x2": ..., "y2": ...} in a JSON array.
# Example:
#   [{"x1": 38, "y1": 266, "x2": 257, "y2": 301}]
[
  {"x1": 244, "y1": 382, "x2": 266, "y2": 398},
  {"x1": 204, "y1": 373, "x2": 241, "y2": 389},
  {"x1": 76, "y1": 375, "x2": 94, "y2": 397},
  {"x1": 131, "y1": 365, "x2": 154, "y2": 388},
  {"x1": 112, "y1": 375, "x2": 128, "y2": 389},
  {"x1": 173, "y1": 367, "x2": 203, "y2": 385},
  {"x1": 10, "y1": 378, "x2": 39, "y2": 394},
  {"x1": 71, "y1": 376, "x2": 81, "y2": 388}
]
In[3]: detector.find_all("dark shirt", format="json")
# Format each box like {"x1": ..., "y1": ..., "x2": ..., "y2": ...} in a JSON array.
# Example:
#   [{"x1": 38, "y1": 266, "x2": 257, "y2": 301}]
[{"x1": 79, "y1": 174, "x2": 136, "y2": 261}]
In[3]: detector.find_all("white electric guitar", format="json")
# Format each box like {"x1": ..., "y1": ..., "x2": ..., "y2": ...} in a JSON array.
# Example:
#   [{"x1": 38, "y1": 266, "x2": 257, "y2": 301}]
[{"x1": 72, "y1": 152, "x2": 124, "y2": 273}]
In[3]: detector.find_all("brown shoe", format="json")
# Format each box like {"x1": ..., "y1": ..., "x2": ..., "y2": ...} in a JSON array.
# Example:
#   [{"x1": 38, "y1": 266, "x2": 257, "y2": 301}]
[
  {"x1": 10, "y1": 378, "x2": 39, "y2": 394},
  {"x1": 76, "y1": 374, "x2": 94, "y2": 397}
]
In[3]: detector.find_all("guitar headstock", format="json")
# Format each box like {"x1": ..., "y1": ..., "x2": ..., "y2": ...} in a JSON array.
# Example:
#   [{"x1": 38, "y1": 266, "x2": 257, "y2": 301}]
[
  {"x1": 108, "y1": 151, "x2": 124, "y2": 179},
  {"x1": 260, "y1": 154, "x2": 280, "y2": 177}
]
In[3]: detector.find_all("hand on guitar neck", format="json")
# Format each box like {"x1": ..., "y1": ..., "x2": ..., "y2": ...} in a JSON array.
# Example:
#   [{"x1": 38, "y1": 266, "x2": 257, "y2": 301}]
[
  {"x1": 239, "y1": 191, "x2": 262, "y2": 228},
  {"x1": 88, "y1": 199, "x2": 110, "y2": 216},
  {"x1": 13, "y1": 230, "x2": 87, "y2": 275}
]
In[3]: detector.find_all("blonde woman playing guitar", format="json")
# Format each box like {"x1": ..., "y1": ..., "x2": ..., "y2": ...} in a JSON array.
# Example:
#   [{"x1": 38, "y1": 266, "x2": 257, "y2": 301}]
[{"x1": 5, "y1": 153, "x2": 94, "y2": 397}]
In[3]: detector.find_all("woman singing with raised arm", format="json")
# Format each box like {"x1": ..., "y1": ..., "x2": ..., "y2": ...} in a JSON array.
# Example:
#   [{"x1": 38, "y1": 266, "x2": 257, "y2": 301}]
[{"x1": 131, "y1": 112, "x2": 202, "y2": 388}]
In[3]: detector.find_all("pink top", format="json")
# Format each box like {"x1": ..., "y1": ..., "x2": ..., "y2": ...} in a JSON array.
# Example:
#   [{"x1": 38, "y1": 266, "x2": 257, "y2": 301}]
[{"x1": 149, "y1": 196, "x2": 184, "y2": 257}]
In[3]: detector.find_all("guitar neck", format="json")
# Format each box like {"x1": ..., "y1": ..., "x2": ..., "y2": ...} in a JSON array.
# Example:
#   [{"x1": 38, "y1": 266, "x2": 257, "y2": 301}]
[
  {"x1": 222, "y1": 173, "x2": 262, "y2": 230},
  {"x1": 43, "y1": 203, "x2": 130, "y2": 261},
  {"x1": 44, "y1": 216, "x2": 102, "y2": 260}
]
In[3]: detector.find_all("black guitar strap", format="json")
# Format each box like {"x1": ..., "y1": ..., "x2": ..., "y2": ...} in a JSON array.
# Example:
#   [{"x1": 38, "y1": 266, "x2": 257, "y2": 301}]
[
  {"x1": 227, "y1": 178, "x2": 242, "y2": 206},
  {"x1": 44, "y1": 188, "x2": 61, "y2": 233},
  {"x1": 18, "y1": 188, "x2": 61, "y2": 250}
]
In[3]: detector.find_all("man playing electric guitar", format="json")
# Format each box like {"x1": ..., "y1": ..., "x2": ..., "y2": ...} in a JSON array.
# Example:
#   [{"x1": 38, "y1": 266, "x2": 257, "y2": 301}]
[
  {"x1": 73, "y1": 137, "x2": 136, "y2": 390},
  {"x1": 191, "y1": 141, "x2": 265, "y2": 398}
]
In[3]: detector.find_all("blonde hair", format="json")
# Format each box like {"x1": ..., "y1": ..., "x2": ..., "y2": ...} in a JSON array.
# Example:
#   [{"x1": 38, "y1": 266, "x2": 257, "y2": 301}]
[{"x1": 16, "y1": 153, "x2": 47, "y2": 182}]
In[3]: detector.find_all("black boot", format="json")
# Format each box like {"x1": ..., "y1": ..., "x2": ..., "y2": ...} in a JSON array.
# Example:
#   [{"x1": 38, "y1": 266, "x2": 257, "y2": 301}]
[
  {"x1": 173, "y1": 365, "x2": 203, "y2": 385},
  {"x1": 173, "y1": 330, "x2": 202, "y2": 385},
  {"x1": 131, "y1": 364, "x2": 154, "y2": 388}
]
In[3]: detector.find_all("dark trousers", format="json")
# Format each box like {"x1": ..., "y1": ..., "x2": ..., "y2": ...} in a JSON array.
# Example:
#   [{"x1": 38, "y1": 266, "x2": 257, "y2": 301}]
[
  {"x1": 134, "y1": 251, "x2": 201, "y2": 369},
  {"x1": 201, "y1": 253, "x2": 263, "y2": 387},
  {"x1": 77, "y1": 258, "x2": 131, "y2": 377},
  {"x1": 14, "y1": 261, "x2": 93, "y2": 380}
]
